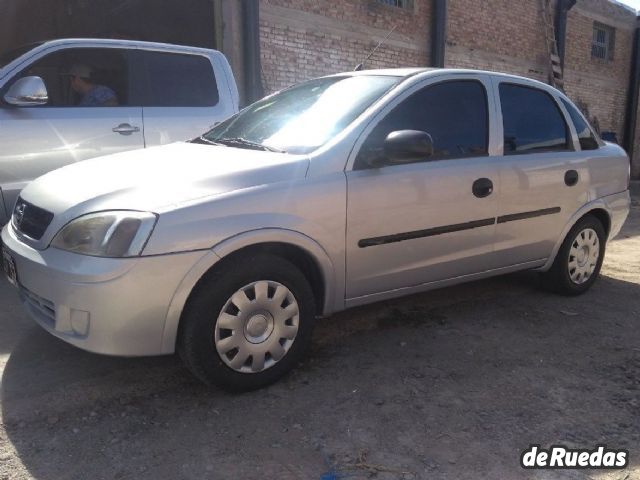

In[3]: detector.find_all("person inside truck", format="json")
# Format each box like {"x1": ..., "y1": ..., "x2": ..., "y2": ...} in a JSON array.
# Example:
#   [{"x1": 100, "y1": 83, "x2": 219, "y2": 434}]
[{"x1": 65, "y1": 64, "x2": 118, "y2": 107}]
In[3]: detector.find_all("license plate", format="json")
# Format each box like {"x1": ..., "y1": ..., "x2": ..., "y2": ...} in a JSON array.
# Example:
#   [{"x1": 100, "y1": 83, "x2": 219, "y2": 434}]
[{"x1": 2, "y1": 248, "x2": 18, "y2": 286}]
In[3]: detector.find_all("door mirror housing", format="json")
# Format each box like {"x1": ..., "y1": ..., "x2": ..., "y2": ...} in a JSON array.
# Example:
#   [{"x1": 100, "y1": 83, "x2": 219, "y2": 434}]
[
  {"x1": 383, "y1": 130, "x2": 434, "y2": 165},
  {"x1": 4, "y1": 76, "x2": 48, "y2": 106}
]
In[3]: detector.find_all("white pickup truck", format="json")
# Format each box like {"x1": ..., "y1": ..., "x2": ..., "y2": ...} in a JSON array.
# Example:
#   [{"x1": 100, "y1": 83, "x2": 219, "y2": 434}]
[{"x1": 0, "y1": 39, "x2": 239, "y2": 225}]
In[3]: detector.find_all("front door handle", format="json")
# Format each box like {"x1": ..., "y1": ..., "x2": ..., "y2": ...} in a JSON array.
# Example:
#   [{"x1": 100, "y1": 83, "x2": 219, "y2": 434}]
[
  {"x1": 472, "y1": 178, "x2": 494, "y2": 198},
  {"x1": 565, "y1": 169, "x2": 579, "y2": 187},
  {"x1": 112, "y1": 123, "x2": 140, "y2": 135}
]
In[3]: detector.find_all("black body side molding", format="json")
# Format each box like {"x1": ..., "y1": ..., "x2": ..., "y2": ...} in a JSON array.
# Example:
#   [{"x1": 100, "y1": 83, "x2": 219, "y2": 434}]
[
  {"x1": 497, "y1": 207, "x2": 561, "y2": 224},
  {"x1": 358, "y1": 207, "x2": 562, "y2": 248},
  {"x1": 358, "y1": 218, "x2": 496, "y2": 248}
]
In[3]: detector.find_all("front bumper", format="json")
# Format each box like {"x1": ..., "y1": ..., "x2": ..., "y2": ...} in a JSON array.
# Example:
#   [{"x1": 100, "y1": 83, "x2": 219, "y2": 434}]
[{"x1": 2, "y1": 224, "x2": 207, "y2": 356}]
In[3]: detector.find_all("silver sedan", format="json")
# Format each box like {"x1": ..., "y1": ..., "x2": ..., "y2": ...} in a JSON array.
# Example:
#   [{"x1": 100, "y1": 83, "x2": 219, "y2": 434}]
[{"x1": 2, "y1": 68, "x2": 631, "y2": 390}]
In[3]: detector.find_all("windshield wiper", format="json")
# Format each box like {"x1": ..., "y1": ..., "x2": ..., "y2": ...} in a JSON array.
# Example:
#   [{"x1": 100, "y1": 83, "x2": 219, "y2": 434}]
[
  {"x1": 190, "y1": 135, "x2": 225, "y2": 146},
  {"x1": 216, "y1": 137, "x2": 286, "y2": 153}
]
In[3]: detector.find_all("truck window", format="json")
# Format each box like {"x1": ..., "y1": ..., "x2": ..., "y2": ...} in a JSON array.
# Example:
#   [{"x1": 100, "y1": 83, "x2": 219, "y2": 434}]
[
  {"x1": 499, "y1": 83, "x2": 570, "y2": 155},
  {"x1": 560, "y1": 98, "x2": 599, "y2": 151},
  {"x1": 5, "y1": 48, "x2": 129, "y2": 107},
  {"x1": 139, "y1": 51, "x2": 219, "y2": 107}
]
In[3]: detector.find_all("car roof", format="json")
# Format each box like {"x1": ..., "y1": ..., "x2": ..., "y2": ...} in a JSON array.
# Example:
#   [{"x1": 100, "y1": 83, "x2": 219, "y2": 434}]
[
  {"x1": 34, "y1": 38, "x2": 220, "y2": 55},
  {"x1": 0, "y1": 38, "x2": 222, "y2": 78},
  {"x1": 342, "y1": 67, "x2": 433, "y2": 77},
  {"x1": 336, "y1": 67, "x2": 556, "y2": 91}
]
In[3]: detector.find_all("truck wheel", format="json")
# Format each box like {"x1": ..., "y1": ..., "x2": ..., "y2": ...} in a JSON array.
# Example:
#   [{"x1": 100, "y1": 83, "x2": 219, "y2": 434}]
[
  {"x1": 178, "y1": 253, "x2": 316, "y2": 391},
  {"x1": 540, "y1": 214, "x2": 606, "y2": 296}
]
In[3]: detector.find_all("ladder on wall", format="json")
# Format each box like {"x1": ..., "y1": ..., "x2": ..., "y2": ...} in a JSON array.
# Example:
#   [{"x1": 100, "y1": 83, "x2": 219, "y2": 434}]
[{"x1": 540, "y1": 0, "x2": 564, "y2": 89}]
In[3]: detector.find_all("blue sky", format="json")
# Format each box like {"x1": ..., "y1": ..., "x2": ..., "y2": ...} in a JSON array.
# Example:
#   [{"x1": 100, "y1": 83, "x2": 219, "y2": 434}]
[{"x1": 616, "y1": 0, "x2": 640, "y2": 11}]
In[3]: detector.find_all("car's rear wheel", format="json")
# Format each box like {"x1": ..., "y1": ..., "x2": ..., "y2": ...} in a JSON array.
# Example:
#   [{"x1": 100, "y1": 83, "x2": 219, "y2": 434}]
[
  {"x1": 540, "y1": 214, "x2": 606, "y2": 295},
  {"x1": 178, "y1": 253, "x2": 316, "y2": 391}
]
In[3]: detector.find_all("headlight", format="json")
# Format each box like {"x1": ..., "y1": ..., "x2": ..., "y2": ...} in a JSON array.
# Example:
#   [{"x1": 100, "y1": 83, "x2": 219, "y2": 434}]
[{"x1": 51, "y1": 211, "x2": 157, "y2": 257}]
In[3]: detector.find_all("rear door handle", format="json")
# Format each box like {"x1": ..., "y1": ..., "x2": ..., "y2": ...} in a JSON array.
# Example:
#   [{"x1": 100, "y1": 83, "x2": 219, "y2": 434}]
[
  {"x1": 472, "y1": 178, "x2": 494, "y2": 198},
  {"x1": 112, "y1": 123, "x2": 140, "y2": 135},
  {"x1": 565, "y1": 169, "x2": 579, "y2": 186}
]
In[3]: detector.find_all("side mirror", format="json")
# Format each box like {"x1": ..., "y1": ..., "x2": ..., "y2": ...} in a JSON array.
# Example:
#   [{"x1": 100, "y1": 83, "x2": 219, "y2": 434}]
[
  {"x1": 4, "y1": 76, "x2": 48, "y2": 106},
  {"x1": 383, "y1": 130, "x2": 433, "y2": 165}
]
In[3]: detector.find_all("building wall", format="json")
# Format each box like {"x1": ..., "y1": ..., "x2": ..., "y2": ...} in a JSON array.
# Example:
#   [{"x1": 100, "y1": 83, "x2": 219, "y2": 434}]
[
  {"x1": 445, "y1": 0, "x2": 549, "y2": 82},
  {"x1": 564, "y1": 0, "x2": 635, "y2": 144},
  {"x1": 0, "y1": 0, "x2": 217, "y2": 54},
  {"x1": 259, "y1": 0, "x2": 432, "y2": 92},
  {"x1": 635, "y1": 98, "x2": 640, "y2": 178},
  {"x1": 0, "y1": 0, "x2": 19, "y2": 54}
]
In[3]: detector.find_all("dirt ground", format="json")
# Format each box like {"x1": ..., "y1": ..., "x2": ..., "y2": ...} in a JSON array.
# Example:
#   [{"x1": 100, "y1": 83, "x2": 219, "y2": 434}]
[{"x1": 0, "y1": 184, "x2": 639, "y2": 480}]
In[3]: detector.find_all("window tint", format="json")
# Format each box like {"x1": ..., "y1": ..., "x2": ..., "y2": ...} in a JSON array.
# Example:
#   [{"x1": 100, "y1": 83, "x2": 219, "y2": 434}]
[
  {"x1": 500, "y1": 84, "x2": 569, "y2": 154},
  {"x1": 356, "y1": 80, "x2": 488, "y2": 168},
  {"x1": 141, "y1": 52, "x2": 218, "y2": 107},
  {"x1": 5, "y1": 48, "x2": 128, "y2": 107},
  {"x1": 561, "y1": 98, "x2": 599, "y2": 151}
]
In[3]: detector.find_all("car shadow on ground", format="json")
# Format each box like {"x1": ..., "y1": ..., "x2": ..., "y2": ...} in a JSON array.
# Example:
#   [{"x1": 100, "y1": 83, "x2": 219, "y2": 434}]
[{"x1": 2, "y1": 268, "x2": 640, "y2": 479}]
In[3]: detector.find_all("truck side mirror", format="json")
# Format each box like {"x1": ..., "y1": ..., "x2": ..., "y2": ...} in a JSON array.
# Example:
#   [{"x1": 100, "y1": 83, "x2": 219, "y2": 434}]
[{"x1": 4, "y1": 76, "x2": 48, "y2": 106}]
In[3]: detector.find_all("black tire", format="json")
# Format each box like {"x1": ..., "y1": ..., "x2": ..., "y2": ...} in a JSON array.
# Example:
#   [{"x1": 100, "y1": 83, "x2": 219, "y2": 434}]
[
  {"x1": 540, "y1": 214, "x2": 606, "y2": 296},
  {"x1": 178, "y1": 253, "x2": 316, "y2": 391}
]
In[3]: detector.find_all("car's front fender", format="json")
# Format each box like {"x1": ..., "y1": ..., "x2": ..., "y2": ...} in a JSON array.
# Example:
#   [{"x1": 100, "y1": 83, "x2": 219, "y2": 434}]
[{"x1": 160, "y1": 227, "x2": 341, "y2": 354}]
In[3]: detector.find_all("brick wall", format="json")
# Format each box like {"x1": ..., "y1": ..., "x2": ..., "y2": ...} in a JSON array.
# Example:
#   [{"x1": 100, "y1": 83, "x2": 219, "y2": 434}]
[
  {"x1": 564, "y1": 0, "x2": 635, "y2": 144},
  {"x1": 445, "y1": 0, "x2": 549, "y2": 81},
  {"x1": 259, "y1": 0, "x2": 431, "y2": 92}
]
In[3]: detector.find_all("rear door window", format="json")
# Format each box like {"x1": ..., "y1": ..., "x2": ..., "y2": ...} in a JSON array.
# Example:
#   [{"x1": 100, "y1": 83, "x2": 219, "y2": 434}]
[
  {"x1": 136, "y1": 51, "x2": 219, "y2": 107},
  {"x1": 499, "y1": 83, "x2": 570, "y2": 155}
]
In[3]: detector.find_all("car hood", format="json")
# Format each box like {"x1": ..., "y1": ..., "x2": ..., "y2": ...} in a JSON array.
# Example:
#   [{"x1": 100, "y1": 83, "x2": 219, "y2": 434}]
[{"x1": 20, "y1": 142, "x2": 310, "y2": 216}]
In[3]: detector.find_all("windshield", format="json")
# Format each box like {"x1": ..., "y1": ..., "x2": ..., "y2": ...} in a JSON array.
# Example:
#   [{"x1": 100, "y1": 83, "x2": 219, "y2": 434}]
[{"x1": 203, "y1": 75, "x2": 400, "y2": 154}]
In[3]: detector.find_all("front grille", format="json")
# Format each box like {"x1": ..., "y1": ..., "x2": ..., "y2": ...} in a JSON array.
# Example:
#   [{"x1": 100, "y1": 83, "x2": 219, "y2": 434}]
[{"x1": 12, "y1": 197, "x2": 54, "y2": 240}]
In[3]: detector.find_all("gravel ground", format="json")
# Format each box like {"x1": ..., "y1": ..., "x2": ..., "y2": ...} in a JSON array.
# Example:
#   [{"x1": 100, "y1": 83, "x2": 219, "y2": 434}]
[{"x1": 0, "y1": 183, "x2": 639, "y2": 480}]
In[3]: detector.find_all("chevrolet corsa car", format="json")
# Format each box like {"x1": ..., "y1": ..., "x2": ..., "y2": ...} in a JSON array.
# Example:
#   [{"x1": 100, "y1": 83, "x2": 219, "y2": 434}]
[{"x1": 2, "y1": 69, "x2": 631, "y2": 390}]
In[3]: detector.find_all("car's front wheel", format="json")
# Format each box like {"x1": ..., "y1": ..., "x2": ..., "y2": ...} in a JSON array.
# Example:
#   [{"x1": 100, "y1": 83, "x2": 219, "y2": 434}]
[
  {"x1": 178, "y1": 253, "x2": 316, "y2": 391},
  {"x1": 541, "y1": 214, "x2": 606, "y2": 295}
]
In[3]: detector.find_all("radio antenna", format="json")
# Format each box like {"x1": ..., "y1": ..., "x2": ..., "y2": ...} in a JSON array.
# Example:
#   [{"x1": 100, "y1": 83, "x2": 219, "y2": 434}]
[{"x1": 354, "y1": 25, "x2": 398, "y2": 71}]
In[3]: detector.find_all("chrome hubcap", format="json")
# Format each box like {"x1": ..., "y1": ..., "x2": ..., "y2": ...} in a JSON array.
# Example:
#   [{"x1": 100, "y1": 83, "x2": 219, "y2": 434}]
[
  {"x1": 214, "y1": 280, "x2": 299, "y2": 373},
  {"x1": 244, "y1": 312, "x2": 274, "y2": 344},
  {"x1": 568, "y1": 228, "x2": 599, "y2": 285}
]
